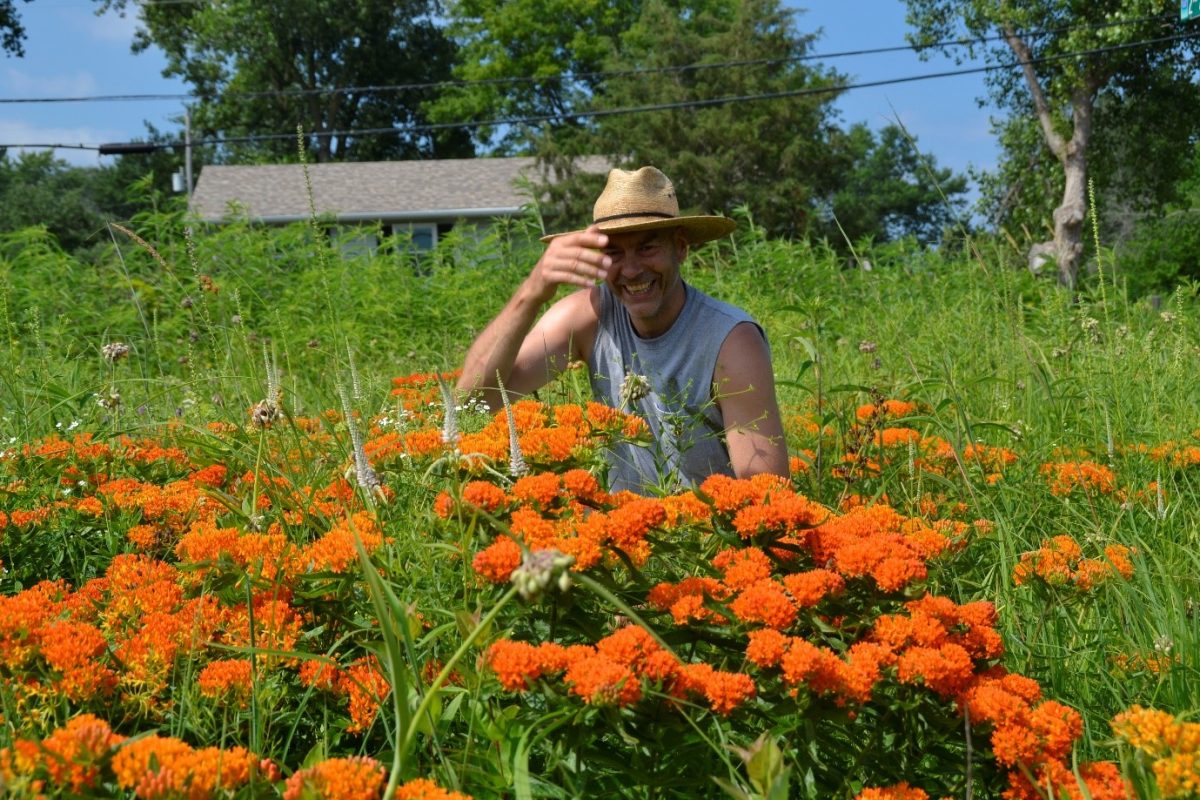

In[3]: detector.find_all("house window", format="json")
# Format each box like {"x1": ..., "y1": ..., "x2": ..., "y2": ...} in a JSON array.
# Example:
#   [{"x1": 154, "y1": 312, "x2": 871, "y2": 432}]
[
  {"x1": 392, "y1": 223, "x2": 438, "y2": 252},
  {"x1": 332, "y1": 229, "x2": 379, "y2": 258}
]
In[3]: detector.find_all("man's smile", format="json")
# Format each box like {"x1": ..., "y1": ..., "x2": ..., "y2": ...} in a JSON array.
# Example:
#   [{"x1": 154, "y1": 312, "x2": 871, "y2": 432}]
[{"x1": 621, "y1": 279, "x2": 655, "y2": 296}]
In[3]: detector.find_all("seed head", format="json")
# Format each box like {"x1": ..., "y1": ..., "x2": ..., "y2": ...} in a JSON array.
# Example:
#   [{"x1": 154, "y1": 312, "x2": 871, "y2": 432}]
[
  {"x1": 619, "y1": 371, "x2": 651, "y2": 408},
  {"x1": 496, "y1": 373, "x2": 527, "y2": 477},
  {"x1": 102, "y1": 342, "x2": 131, "y2": 363},
  {"x1": 511, "y1": 548, "x2": 574, "y2": 601}
]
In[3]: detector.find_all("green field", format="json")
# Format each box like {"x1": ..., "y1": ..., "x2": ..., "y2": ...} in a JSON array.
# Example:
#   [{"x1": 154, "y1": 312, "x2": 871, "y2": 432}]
[{"x1": 0, "y1": 206, "x2": 1197, "y2": 799}]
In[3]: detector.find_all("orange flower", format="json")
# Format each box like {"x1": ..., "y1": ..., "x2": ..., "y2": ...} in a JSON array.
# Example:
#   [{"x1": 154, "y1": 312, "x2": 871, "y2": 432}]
[
  {"x1": 854, "y1": 783, "x2": 930, "y2": 800},
  {"x1": 745, "y1": 628, "x2": 791, "y2": 668},
  {"x1": 730, "y1": 579, "x2": 797, "y2": 630},
  {"x1": 299, "y1": 659, "x2": 343, "y2": 692},
  {"x1": 340, "y1": 657, "x2": 390, "y2": 733},
  {"x1": 112, "y1": 735, "x2": 260, "y2": 798},
  {"x1": 564, "y1": 654, "x2": 641, "y2": 706},
  {"x1": 282, "y1": 755, "x2": 385, "y2": 800},
  {"x1": 674, "y1": 663, "x2": 756, "y2": 715},
  {"x1": 487, "y1": 640, "x2": 549, "y2": 691},
  {"x1": 461, "y1": 480, "x2": 509, "y2": 511},
  {"x1": 511, "y1": 472, "x2": 562, "y2": 508},
  {"x1": 713, "y1": 547, "x2": 773, "y2": 590},
  {"x1": 595, "y1": 625, "x2": 663, "y2": 672},
  {"x1": 394, "y1": 777, "x2": 475, "y2": 800},
  {"x1": 472, "y1": 537, "x2": 523, "y2": 583},
  {"x1": 1, "y1": 714, "x2": 125, "y2": 794},
  {"x1": 895, "y1": 643, "x2": 974, "y2": 697},
  {"x1": 197, "y1": 658, "x2": 254, "y2": 704},
  {"x1": 1039, "y1": 460, "x2": 1117, "y2": 496},
  {"x1": 647, "y1": 577, "x2": 728, "y2": 625},
  {"x1": 782, "y1": 569, "x2": 845, "y2": 607}
]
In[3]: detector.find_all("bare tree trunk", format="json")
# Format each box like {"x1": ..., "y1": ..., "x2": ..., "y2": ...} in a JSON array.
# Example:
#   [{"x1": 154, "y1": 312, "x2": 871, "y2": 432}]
[
  {"x1": 1003, "y1": 28, "x2": 1101, "y2": 288},
  {"x1": 1053, "y1": 143, "x2": 1088, "y2": 288}
]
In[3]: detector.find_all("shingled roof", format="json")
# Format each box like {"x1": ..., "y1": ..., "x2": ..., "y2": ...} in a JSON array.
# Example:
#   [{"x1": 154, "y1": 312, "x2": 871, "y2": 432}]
[{"x1": 191, "y1": 156, "x2": 588, "y2": 224}]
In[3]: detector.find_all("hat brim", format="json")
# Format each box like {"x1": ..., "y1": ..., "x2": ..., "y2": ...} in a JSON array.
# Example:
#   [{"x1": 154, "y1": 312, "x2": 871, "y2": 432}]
[{"x1": 539, "y1": 214, "x2": 736, "y2": 245}]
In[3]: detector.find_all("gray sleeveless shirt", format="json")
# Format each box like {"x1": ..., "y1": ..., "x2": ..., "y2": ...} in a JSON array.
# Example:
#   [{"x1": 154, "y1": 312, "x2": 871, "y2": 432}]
[{"x1": 589, "y1": 282, "x2": 763, "y2": 493}]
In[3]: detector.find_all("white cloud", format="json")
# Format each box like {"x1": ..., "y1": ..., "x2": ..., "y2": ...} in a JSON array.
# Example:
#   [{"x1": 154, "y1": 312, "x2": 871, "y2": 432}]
[
  {"x1": 3, "y1": 67, "x2": 99, "y2": 97},
  {"x1": 62, "y1": 5, "x2": 143, "y2": 45}
]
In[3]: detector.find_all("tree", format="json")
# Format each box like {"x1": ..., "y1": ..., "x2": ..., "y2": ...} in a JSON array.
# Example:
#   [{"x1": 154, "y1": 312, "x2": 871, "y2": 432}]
[
  {"x1": 536, "y1": 0, "x2": 850, "y2": 238},
  {"x1": 981, "y1": 61, "x2": 1200, "y2": 246},
  {"x1": 0, "y1": 150, "x2": 177, "y2": 252},
  {"x1": 97, "y1": 0, "x2": 472, "y2": 162},
  {"x1": 430, "y1": 0, "x2": 641, "y2": 153},
  {"x1": 821, "y1": 123, "x2": 969, "y2": 245},
  {"x1": 904, "y1": 0, "x2": 1200, "y2": 286},
  {"x1": 1, "y1": 0, "x2": 30, "y2": 57}
]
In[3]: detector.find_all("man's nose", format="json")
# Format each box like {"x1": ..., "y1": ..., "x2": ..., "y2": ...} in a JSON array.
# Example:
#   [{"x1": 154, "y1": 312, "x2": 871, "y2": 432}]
[{"x1": 618, "y1": 251, "x2": 643, "y2": 276}]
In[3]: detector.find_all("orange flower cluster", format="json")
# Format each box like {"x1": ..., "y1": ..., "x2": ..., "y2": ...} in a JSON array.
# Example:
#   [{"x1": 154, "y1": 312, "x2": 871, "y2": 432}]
[
  {"x1": 283, "y1": 755, "x2": 385, "y2": 800},
  {"x1": 197, "y1": 658, "x2": 254, "y2": 705},
  {"x1": 112, "y1": 735, "x2": 268, "y2": 799},
  {"x1": 388, "y1": 369, "x2": 461, "y2": 424},
  {"x1": 1143, "y1": 440, "x2": 1200, "y2": 470},
  {"x1": 1110, "y1": 651, "x2": 1176, "y2": 674},
  {"x1": 0, "y1": 714, "x2": 124, "y2": 795},
  {"x1": 1039, "y1": 460, "x2": 1118, "y2": 496},
  {"x1": 959, "y1": 670, "x2": 1127, "y2": 799},
  {"x1": 0, "y1": 552, "x2": 315, "y2": 717},
  {"x1": 0, "y1": 715, "x2": 274, "y2": 800},
  {"x1": 488, "y1": 625, "x2": 755, "y2": 715},
  {"x1": 854, "y1": 783, "x2": 930, "y2": 800},
  {"x1": 298, "y1": 655, "x2": 391, "y2": 733},
  {"x1": 394, "y1": 777, "x2": 475, "y2": 799},
  {"x1": 174, "y1": 510, "x2": 387, "y2": 584},
  {"x1": 443, "y1": 469, "x2": 686, "y2": 580},
  {"x1": 1012, "y1": 536, "x2": 1135, "y2": 590},
  {"x1": 856, "y1": 399, "x2": 919, "y2": 421},
  {"x1": 1112, "y1": 706, "x2": 1200, "y2": 798},
  {"x1": 741, "y1": 595, "x2": 999, "y2": 706}
]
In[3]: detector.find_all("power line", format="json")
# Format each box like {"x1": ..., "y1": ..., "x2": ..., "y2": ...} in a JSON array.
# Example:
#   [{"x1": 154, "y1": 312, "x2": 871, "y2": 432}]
[
  {"x1": 5, "y1": 28, "x2": 1198, "y2": 154},
  {"x1": 0, "y1": 12, "x2": 1179, "y2": 106}
]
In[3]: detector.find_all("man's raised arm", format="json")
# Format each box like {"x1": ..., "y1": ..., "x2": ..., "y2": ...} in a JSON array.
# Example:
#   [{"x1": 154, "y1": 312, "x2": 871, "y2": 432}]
[{"x1": 458, "y1": 228, "x2": 612, "y2": 411}]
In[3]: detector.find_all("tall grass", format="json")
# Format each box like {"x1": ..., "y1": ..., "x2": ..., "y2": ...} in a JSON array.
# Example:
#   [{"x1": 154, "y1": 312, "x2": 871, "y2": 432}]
[{"x1": 1, "y1": 203, "x2": 1197, "y2": 796}]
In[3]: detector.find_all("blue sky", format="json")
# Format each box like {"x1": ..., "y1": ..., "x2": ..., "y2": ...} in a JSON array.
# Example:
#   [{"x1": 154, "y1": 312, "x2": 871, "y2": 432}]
[{"x1": 1, "y1": 1, "x2": 1000, "y2": 189}]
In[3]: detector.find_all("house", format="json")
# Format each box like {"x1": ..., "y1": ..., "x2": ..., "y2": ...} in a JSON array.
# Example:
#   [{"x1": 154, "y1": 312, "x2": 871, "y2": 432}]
[{"x1": 190, "y1": 156, "x2": 602, "y2": 253}]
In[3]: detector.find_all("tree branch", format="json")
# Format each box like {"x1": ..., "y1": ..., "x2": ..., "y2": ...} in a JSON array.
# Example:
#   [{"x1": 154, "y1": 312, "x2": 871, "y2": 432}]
[{"x1": 1001, "y1": 26, "x2": 1066, "y2": 161}]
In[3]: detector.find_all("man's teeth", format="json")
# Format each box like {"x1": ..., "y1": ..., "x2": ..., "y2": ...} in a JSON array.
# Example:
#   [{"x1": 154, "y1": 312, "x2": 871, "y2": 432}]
[{"x1": 625, "y1": 281, "x2": 652, "y2": 294}]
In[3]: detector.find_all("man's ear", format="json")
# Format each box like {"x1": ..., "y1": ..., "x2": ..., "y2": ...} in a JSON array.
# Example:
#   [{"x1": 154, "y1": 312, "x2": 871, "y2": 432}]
[{"x1": 674, "y1": 230, "x2": 690, "y2": 261}]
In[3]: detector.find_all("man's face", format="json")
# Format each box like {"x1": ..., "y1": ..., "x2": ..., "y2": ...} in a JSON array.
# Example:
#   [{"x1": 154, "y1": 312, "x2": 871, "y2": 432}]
[{"x1": 601, "y1": 227, "x2": 689, "y2": 337}]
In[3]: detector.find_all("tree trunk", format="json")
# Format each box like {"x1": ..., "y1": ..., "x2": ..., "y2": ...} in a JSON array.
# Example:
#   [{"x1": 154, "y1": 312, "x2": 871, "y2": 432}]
[
  {"x1": 1002, "y1": 28, "x2": 1100, "y2": 288},
  {"x1": 1050, "y1": 146, "x2": 1087, "y2": 288}
]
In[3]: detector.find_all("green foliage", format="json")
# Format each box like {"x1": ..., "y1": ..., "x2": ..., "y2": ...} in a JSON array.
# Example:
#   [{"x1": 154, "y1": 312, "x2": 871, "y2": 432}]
[
  {"x1": 430, "y1": 0, "x2": 641, "y2": 153},
  {"x1": 905, "y1": 0, "x2": 1200, "y2": 282},
  {"x1": 540, "y1": 0, "x2": 844, "y2": 239},
  {"x1": 0, "y1": 0, "x2": 27, "y2": 56},
  {"x1": 1112, "y1": 209, "x2": 1200, "y2": 298},
  {"x1": 96, "y1": 0, "x2": 472, "y2": 162},
  {"x1": 3, "y1": 217, "x2": 1200, "y2": 798},
  {"x1": 822, "y1": 123, "x2": 969, "y2": 244}
]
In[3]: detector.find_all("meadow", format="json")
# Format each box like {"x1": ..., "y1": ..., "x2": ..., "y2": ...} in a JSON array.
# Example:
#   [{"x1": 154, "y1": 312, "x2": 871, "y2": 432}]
[{"x1": 0, "y1": 202, "x2": 1197, "y2": 799}]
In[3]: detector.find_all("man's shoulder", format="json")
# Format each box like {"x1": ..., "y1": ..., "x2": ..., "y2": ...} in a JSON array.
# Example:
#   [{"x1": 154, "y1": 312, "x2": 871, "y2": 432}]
[{"x1": 687, "y1": 284, "x2": 756, "y2": 325}]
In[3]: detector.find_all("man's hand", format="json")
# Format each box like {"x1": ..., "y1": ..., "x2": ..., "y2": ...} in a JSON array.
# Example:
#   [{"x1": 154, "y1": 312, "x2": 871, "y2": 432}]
[
  {"x1": 525, "y1": 227, "x2": 613, "y2": 304},
  {"x1": 457, "y1": 226, "x2": 609, "y2": 409}
]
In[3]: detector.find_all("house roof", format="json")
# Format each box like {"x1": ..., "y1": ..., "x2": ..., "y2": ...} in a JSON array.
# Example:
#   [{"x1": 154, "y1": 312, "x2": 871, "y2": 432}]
[{"x1": 190, "y1": 156, "x2": 604, "y2": 224}]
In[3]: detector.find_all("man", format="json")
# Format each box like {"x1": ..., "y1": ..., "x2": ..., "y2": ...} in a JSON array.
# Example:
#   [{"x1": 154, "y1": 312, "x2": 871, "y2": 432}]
[{"x1": 459, "y1": 166, "x2": 788, "y2": 493}]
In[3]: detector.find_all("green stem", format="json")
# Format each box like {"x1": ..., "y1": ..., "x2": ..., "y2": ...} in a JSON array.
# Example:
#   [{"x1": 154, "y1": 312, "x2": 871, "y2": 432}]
[{"x1": 391, "y1": 585, "x2": 519, "y2": 796}]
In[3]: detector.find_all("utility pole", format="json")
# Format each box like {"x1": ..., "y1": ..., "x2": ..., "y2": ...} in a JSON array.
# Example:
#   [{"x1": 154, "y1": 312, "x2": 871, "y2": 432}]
[{"x1": 184, "y1": 105, "x2": 194, "y2": 197}]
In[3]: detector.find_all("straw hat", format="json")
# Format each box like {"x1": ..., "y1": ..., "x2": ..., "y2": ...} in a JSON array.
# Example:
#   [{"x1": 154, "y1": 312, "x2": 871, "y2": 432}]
[{"x1": 540, "y1": 166, "x2": 736, "y2": 244}]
